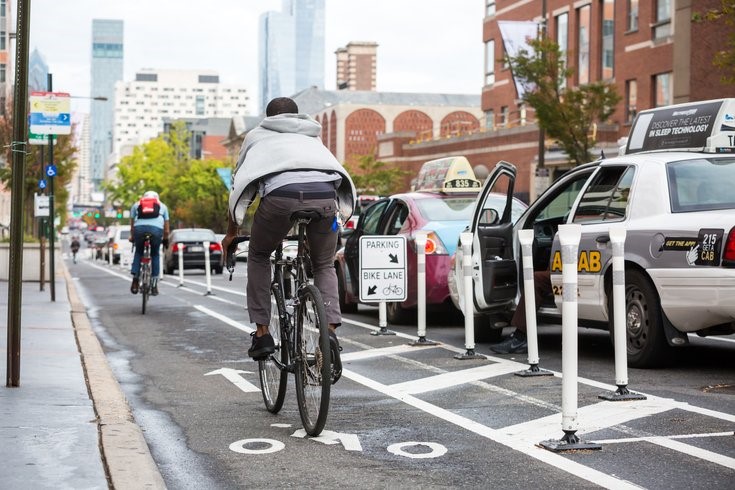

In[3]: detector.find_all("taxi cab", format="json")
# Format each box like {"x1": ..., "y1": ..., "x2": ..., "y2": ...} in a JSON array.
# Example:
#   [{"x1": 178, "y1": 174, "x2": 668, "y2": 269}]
[
  {"x1": 450, "y1": 98, "x2": 735, "y2": 367},
  {"x1": 334, "y1": 156, "x2": 523, "y2": 323}
]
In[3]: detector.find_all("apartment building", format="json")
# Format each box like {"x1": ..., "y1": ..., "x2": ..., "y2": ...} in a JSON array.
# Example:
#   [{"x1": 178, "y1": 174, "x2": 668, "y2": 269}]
[{"x1": 335, "y1": 42, "x2": 378, "y2": 91}]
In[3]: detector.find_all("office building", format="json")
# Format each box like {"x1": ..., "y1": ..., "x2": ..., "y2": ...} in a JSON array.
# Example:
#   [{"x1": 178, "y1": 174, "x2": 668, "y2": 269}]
[
  {"x1": 0, "y1": 0, "x2": 12, "y2": 115},
  {"x1": 112, "y1": 69, "x2": 249, "y2": 157},
  {"x1": 90, "y1": 19, "x2": 124, "y2": 192},
  {"x1": 28, "y1": 48, "x2": 50, "y2": 93},
  {"x1": 259, "y1": 0, "x2": 325, "y2": 112},
  {"x1": 71, "y1": 113, "x2": 93, "y2": 206},
  {"x1": 336, "y1": 42, "x2": 378, "y2": 91},
  {"x1": 162, "y1": 117, "x2": 231, "y2": 160}
]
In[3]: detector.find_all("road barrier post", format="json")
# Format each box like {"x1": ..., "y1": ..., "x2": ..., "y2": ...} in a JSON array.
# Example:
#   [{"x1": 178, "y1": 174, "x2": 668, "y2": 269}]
[
  {"x1": 159, "y1": 244, "x2": 164, "y2": 280},
  {"x1": 203, "y1": 240, "x2": 213, "y2": 296},
  {"x1": 540, "y1": 224, "x2": 601, "y2": 452},
  {"x1": 108, "y1": 243, "x2": 113, "y2": 266},
  {"x1": 454, "y1": 232, "x2": 482, "y2": 359},
  {"x1": 178, "y1": 243, "x2": 185, "y2": 287},
  {"x1": 515, "y1": 229, "x2": 552, "y2": 377},
  {"x1": 599, "y1": 225, "x2": 646, "y2": 401},
  {"x1": 371, "y1": 301, "x2": 396, "y2": 336},
  {"x1": 410, "y1": 231, "x2": 437, "y2": 346}
]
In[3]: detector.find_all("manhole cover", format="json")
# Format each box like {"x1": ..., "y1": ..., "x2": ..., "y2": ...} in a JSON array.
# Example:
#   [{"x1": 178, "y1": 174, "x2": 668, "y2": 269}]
[{"x1": 701, "y1": 384, "x2": 735, "y2": 394}]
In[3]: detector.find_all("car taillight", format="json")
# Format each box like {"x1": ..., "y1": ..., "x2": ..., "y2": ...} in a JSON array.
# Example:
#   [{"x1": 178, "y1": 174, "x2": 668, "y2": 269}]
[
  {"x1": 420, "y1": 231, "x2": 448, "y2": 255},
  {"x1": 173, "y1": 243, "x2": 185, "y2": 253},
  {"x1": 113, "y1": 243, "x2": 118, "y2": 250},
  {"x1": 345, "y1": 221, "x2": 355, "y2": 229},
  {"x1": 209, "y1": 242, "x2": 222, "y2": 252},
  {"x1": 723, "y1": 228, "x2": 735, "y2": 265}
]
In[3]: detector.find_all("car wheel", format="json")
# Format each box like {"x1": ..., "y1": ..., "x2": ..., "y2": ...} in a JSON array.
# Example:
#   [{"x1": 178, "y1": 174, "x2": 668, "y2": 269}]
[
  {"x1": 387, "y1": 301, "x2": 414, "y2": 325},
  {"x1": 608, "y1": 269, "x2": 670, "y2": 368},
  {"x1": 473, "y1": 315, "x2": 503, "y2": 343},
  {"x1": 337, "y1": 265, "x2": 357, "y2": 313},
  {"x1": 165, "y1": 262, "x2": 174, "y2": 275}
]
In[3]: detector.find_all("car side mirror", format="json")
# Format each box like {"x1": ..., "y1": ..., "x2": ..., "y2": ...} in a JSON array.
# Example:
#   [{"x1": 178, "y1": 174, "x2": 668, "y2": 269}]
[{"x1": 480, "y1": 208, "x2": 499, "y2": 225}]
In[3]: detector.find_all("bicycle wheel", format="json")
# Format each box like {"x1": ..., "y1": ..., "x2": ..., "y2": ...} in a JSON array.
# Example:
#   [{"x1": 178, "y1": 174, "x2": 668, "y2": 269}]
[
  {"x1": 294, "y1": 284, "x2": 330, "y2": 436},
  {"x1": 259, "y1": 283, "x2": 288, "y2": 413},
  {"x1": 140, "y1": 264, "x2": 150, "y2": 315}
]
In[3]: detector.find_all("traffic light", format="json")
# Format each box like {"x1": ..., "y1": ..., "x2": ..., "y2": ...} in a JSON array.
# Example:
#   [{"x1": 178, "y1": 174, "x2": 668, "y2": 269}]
[
  {"x1": 116, "y1": 209, "x2": 123, "y2": 219},
  {"x1": 94, "y1": 212, "x2": 100, "y2": 219}
]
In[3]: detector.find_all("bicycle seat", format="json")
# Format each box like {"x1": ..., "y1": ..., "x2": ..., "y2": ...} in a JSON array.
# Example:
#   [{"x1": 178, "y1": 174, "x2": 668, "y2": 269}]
[{"x1": 290, "y1": 209, "x2": 323, "y2": 222}]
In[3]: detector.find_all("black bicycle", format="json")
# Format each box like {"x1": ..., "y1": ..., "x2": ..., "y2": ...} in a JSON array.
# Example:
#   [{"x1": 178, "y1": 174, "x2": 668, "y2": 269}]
[
  {"x1": 139, "y1": 232, "x2": 154, "y2": 315},
  {"x1": 227, "y1": 210, "x2": 332, "y2": 436}
]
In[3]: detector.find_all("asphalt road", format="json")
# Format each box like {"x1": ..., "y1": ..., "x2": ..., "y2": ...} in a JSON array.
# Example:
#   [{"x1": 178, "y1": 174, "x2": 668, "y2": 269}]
[{"x1": 66, "y1": 247, "x2": 735, "y2": 489}]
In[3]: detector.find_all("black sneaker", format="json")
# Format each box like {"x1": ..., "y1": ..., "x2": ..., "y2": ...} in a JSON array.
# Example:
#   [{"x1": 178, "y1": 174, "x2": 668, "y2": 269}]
[
  {"x1": 130, "y1": 277, "x2": 139, "y2": 295},
  {"x1": 490, "y1": 330, "x2": 528, "y2": 354},
  {"x1": 151, "y1": 285, "x2": 159, "y2": 296},
  {"x1": 248, "y1": 332, "x2": 275, "y2": 360},
  {"x1": 329, "y1": 330, "x2": 343, "y2": 384}
]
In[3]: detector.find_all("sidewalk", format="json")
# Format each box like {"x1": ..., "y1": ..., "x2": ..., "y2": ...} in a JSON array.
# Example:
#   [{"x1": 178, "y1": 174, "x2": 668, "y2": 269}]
[{"x1": 0, "y1": 263, "x2": 165, "y2": 489}]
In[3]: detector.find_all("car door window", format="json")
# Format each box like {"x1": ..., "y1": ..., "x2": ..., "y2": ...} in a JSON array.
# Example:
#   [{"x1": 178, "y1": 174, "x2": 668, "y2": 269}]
[
  {"x1": 360, "y1": 200, "x2": 389, "y2": 234},
  {"x1": 382, "y1": 201, "x2": 409, "y2": 235},
  {"x1": 479, "y1": 172, "x2": 514, "y2": 225},
  {"x1": 572, "y1": 166, "x2": 635, "y2": 223}
]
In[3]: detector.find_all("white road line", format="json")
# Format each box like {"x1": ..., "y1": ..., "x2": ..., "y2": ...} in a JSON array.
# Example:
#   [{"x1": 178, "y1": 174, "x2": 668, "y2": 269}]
[
  {"x1": 499, "y1": 398, "x2": 676, "y2": 442},
  {"x1": 389, "y1": 362, "x2": 523, "y2": 395},
  {"x1": 688, "y1": 333, "x2": 735, "y2": 344},
  {"x1": 342, "y1": 368, "x2": 640, "y2": 489},
  {"x1": 595, "y1": 431, "x2": 734, "y2": 443},
  {"x1": 648, "y1": 437, "x2": 735, "y2": 470},
  {"x1": 341, "y1": 343, "x2": 440, "y2": 362},
  {"x1": 193, "y1": 305, "x2": 253, "y2": 334}
]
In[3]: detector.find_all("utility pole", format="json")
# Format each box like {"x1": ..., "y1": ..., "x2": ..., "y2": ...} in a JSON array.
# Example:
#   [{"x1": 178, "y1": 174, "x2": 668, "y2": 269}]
[
  {"x1": 46, "y1": 73, "x2": 56, "y2": 302},
  {"x1": 7, "y1": 0, "x2": 32, "y2": 387},
  {"x1": 538, "y1": 0, "x2": 547, "y2": 171}
]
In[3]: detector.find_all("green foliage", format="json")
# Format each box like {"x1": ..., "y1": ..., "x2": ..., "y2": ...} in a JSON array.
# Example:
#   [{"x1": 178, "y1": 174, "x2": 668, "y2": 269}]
[
  {"x1": 104, "y1": 125, "x2": 230, "y2": 232},
  {"x1": 0, "y1": 99, "x2": 78, "y2": 234},
  {"x1": 346, "y1": 154, "x2": 409, "y2": 195},
  {"x1": 506, "y1": 36, "x2": 621, "y2": 165},
  {"x1": 693, "y1": 1, "x2": 735, "y2": 84}
]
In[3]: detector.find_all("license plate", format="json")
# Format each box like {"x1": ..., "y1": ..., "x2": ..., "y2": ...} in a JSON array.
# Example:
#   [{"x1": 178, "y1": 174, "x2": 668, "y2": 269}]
[{"x1": 189, "y1": 246, "x2": 203, "y2": 252}]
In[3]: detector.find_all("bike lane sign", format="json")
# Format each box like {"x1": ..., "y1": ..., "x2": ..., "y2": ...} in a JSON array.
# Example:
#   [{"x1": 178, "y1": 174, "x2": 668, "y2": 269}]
[{"x1": 359, "y1": 236, "x2": 407, "y2": 302}]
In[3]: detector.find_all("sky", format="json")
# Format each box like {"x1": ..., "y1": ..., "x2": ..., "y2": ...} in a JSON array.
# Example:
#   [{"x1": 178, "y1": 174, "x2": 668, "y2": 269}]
[{"x1": 26, "y1": 0, "x2": 484, "y2": 115}]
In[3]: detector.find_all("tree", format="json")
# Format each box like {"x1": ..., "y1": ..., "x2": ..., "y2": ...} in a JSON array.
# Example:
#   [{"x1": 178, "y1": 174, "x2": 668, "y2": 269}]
[
  {"x1": 693, "y1": 0, "x2": 735, "y2": 84},
  {"x1": 346, "y1": 154, "x2": 409, "y2": 196},
  {"x1": 506, "y1": 36, "x2": 621, "y2": 166},
  {"x1": 0, "y1": 98, "x2": 78, "y2": 234}
]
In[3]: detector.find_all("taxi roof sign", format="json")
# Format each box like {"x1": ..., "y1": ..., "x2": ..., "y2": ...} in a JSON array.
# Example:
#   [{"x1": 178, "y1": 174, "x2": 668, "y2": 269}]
[
  {"x1": 413, "y1": 156, "x2": 481, "y2": 193},
  {"x1": 625, "y1": 98, "x2": 735, "y2": 155}
]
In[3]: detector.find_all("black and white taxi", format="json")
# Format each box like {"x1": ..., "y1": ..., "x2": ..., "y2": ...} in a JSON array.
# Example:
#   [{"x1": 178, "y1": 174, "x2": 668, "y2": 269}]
[{"x1": 449, "y1": 98, "x2": 735, "y2": 368}]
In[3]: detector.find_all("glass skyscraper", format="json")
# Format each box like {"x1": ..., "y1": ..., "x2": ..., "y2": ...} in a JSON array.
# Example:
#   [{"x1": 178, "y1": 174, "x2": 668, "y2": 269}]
[
  {"x1": 90, "y1": 19, "x2": 123, "y2": 193},
  {"x1": 259, "y1": 0, "x2": 324, "y2": 113},
  {"x1": 28, "y1": 48, "x2": 49, "y2": 93}
]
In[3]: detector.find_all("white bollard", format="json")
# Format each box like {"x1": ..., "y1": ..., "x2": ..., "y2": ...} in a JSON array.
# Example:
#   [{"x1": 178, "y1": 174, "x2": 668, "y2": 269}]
[
  {"x1": 540, "y1": 224, "x2": 600, "y2": 452},
  {"x1": 369, "y1": 301, "x2": 396, "y2": 336},
  {"x1": 599, "y1": 225, "x2": 646, "y2": 401},
  {"x1": 108, "y1": 244, "x2": 113, "y2": 266},
  {"x1": 454, "y1": 232, "x2": 480, "y2": 358},
  {"x1": 410, "y1": 232, "x2": 437, "y2": 346},
  {"x1": 203, "y1": 240, "x2": 213, "y2": 295},
  {"x1": 515, "y1": 229, "x2": 552, "y2": 377},
  {"x1": 178, "y1": 242, "x2": 185, "y2": 286},
  {"x1": 159, "y1": 243, "x2": 164, "y2": 280}
]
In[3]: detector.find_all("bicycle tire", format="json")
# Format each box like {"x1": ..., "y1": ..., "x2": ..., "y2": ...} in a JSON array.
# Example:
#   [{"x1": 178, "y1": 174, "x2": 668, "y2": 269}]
[
  {"x1": 259, "y1": 283, "x2": 288, "y2": 413},
  {"x1": 140, "y1": 264, "x2": 150, "y2": 315},
  {"x1": 294, "y1": 283, "x2": 330, "y2": 436}
]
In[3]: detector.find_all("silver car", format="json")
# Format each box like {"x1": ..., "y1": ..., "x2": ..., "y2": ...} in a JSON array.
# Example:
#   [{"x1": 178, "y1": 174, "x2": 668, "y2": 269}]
[{"x1": 450, "y1": 98, "x2": 735, "y2": 367}]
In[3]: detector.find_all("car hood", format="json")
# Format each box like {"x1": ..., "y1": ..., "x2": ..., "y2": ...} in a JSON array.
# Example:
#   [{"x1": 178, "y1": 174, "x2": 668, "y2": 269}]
[{"x1": 421, "y1": 221, "x2": 468, "y2": 256}]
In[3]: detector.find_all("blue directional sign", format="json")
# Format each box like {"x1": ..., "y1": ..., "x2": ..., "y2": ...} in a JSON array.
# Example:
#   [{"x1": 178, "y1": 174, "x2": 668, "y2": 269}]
[
  {"x1": 38, "y1": 179, "x2": 47, "y2": 189},
  {"x1": 46, "y1": 165, "x2": 57, "y2": 177}
]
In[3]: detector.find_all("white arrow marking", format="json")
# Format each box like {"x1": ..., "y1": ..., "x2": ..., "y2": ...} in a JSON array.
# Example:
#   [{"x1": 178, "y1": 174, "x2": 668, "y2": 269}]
[
  {"x1": 205, "y1": 368, "x2": 260, "y2": 393},
  {"x1": 291, "y1": 429, "x2": 363, "y2": 451}
]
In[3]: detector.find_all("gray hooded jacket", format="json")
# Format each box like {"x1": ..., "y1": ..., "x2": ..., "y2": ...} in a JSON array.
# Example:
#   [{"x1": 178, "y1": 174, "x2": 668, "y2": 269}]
[{"x1": 228, "y1": 113, "x2": 357, "y2": 225}]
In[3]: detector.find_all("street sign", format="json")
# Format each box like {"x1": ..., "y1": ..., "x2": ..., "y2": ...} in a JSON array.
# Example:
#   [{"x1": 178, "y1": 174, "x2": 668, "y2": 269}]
[
  {"x1": 29, "y1": 91, "x2": 71, "y2": 135},
  {"x1": 27, "y1": 115, "x2": 57, "y2": 145},
  {"x1": 46, "y1": 165, "x2": 57, "y2": 177},
  {"x1": 34, "y1": 194, "x2": 50, "y2": 218},
  {"x1": 359, "y1": 236, "x2": 407, "y2": 302},
  {"x1": 38, "y1": 179, "x2": 47, "y2": 189}
]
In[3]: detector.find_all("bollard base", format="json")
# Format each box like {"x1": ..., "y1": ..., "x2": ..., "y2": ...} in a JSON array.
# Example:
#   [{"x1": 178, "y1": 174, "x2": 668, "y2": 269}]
[
  {"x1": 453, "y1": 349, "x2": 484, "y2": 360},
  {"x1": 204, "y1": 291, "x2": 213, "y2": 296},
  {"x1": 515, "y1": 363, "x2": 554, "y2": 377},
  {"x1": 598, "y1": 385, "x2": 647, "y2": 401},
  {"x1": 410, "y1": 336, "x2": 439, "y2": 346},
  {"x1": 539, "y1": 431, "x2": 602, "y2": 452},
  {"x1": 371, "y1": 327, "x2": 396, "y2": 336}
]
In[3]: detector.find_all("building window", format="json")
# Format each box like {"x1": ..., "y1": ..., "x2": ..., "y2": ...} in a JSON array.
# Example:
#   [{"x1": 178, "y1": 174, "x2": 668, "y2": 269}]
[
  {"x1": 484, "y1": 110, "x2": 494, "y2": 129},
  {"x1": 1, "y1": 1, "x2": 5, "y2": 18},
  {"x1": 0, "y1": 31, "x2": 5, "y2": 50},
  {"x1": 485, "y1": 40, "x2": 495, "y2": 85},
  {"x1": 195, "y1": 95, "x2": 205, "y2": 115},
  {"x1": 654, "y1": 72, "x2": 672, "y2": 107},
  {"x1": 577, "y1": 5, "x2": 590, "y2": 85},
  {"x1": 500, "y1": 106, "x2": 509, "y2": 127},
  {"x1": 654, "y1": 0, "x2": 672, "y2": 39},
  {"x1": 556, "y1": 12, "x2": 569, "y2": 88},
  {"x1": 601, "y1": 0, "x2": 614, "y2": 79},
  {"x1": 625, "y1": 79, "x2": 637, "y2": 123},
  {"x1": 0, "y1": 64, "x2": 5, "y2": 83},
  {"x1": 486, "y1": 0, "x2": 495, "y2": 17},
  {"x1": 627, "y1": 0, "x2": 639, "y2": 31}
]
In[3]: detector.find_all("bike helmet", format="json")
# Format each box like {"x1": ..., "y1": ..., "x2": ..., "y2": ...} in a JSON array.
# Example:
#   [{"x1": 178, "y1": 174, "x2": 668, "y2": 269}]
[{"x1": 143, "y1": 190, "x2": 159, "y2": 200}]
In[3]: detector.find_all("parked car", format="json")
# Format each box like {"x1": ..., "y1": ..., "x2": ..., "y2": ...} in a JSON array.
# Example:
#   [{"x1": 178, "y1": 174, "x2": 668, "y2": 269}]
[
  {"x1": 104, "y1": 226, "x2": 133, "y2": 265},
  {"x1": 163, "y1": 228, "x2": 223, "y2": 274},
  {"x1": 335, "y1": 156, "x2": 527, "y2": 324},
  {"x1": 450, "y1": 98, "x2": 735, "y2": 367}
]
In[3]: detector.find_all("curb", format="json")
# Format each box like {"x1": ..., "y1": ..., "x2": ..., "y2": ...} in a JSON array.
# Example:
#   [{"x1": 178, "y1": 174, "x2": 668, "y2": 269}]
[{"x1": 62, "y1": 263, "x2": 167, "y2": 489}]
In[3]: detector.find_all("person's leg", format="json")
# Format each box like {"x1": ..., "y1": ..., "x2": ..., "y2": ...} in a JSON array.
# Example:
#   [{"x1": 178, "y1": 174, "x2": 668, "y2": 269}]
[
  {"x1": 130, "y1": 228, "x2": 147, "y2": 294},
  {"x1": 148, "y1": 228, "x2": 163, "y2": 278},
  {"x1": 247, "y1": 196, "x2": 296, "y2": 337},
  {"x1": 304, "y1": 198, "x2": 341, "y2": 330}
]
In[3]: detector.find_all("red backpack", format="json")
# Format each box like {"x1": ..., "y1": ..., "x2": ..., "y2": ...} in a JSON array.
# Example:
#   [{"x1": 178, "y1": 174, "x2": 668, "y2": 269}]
[{"x1": 137, "y1": 196, "x2": 161, "y2": 219}]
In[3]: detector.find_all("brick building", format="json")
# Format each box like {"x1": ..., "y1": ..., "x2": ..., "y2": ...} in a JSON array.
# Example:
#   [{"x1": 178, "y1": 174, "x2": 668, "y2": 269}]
[{"x1": 335, "y1": 42, "x2": 378, "y2": 91}]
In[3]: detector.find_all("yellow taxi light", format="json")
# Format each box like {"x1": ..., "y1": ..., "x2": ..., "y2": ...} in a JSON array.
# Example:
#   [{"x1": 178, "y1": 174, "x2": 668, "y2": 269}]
[{"x1": 413, "y1": 156, "x2": 481, "y2": 194}]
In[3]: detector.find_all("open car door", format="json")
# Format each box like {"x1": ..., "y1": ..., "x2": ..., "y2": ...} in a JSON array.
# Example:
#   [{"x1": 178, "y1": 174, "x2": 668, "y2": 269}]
[{"x1": 469, "y1": 161, "x2": 519, "y2": 311}]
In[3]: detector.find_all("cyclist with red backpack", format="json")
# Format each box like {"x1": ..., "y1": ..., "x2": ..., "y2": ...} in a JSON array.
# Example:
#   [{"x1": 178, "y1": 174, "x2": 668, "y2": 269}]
[{"x1": 129, "y1": 190, "x2": 170, "y2": 296}]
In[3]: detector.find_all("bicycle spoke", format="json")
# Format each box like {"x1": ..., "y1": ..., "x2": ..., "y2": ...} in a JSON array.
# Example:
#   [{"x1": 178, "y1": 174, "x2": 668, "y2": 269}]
[{"x1": 259, "y1": 283, "x2": 287, "y2": 413}]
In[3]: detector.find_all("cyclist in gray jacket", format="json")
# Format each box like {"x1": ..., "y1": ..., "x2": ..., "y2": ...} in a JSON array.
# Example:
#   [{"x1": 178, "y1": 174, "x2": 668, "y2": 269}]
[{"x1": 223, "y1": 97, "x2": 356, "y2": 371}]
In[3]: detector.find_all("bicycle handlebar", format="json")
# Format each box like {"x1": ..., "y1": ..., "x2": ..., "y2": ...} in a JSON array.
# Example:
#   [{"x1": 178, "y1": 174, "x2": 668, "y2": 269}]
[{"x1": 226, "y1": 236, "x2": 249, "y2": 281}]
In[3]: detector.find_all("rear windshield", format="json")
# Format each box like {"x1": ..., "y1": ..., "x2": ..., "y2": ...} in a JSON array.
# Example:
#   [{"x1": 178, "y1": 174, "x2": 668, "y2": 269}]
[
  {"x1": 119, "y1": 229, "x2": 130, "y2": 240},
  {"x1": 174, "y1": 230, "x2": 216, "y2": 242},
  {"x1": 667, "y1": 157, "x2": 735, "y2": 212},
  {"x1": 415, "y1": 197, "x2": 477, "y2": 221}
]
